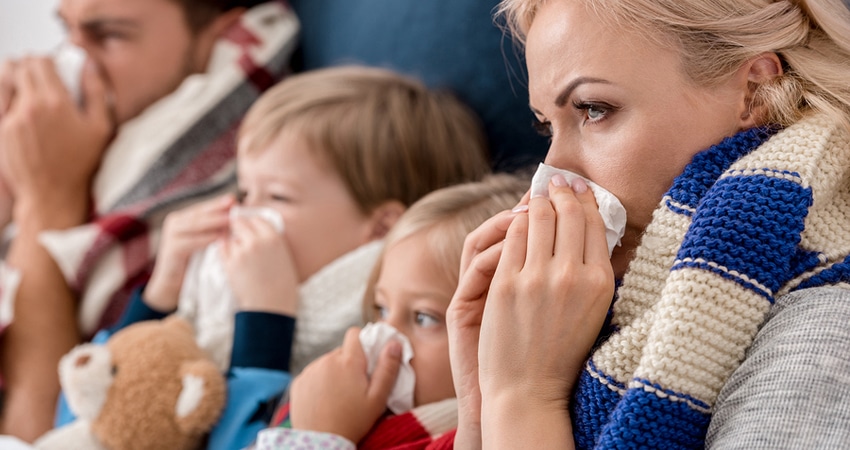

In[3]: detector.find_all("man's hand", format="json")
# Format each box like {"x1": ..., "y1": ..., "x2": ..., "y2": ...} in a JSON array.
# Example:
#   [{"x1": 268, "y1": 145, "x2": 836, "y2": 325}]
[{"x1": 0, "y1": 56, "x2": 113, "y2": 227}]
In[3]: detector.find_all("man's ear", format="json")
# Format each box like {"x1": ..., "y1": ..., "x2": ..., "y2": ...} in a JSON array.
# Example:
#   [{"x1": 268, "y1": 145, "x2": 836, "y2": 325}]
[
  {"x1": 204, "y1": 7, "x2": 246, "y2": 39},
  {"x1": 365, "y1": 201, "x2": 406, "y2": 241},
  {"x1": 738, "y1": 52, "x2": 783, "y2": 128},
  {"x1": 190, "y1": 7, "x2": 246, "y2": 71}
]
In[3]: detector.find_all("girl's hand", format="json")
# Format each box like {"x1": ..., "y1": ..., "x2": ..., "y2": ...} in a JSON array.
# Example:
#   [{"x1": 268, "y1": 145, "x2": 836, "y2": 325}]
[
  {"x1": 145, "y1": 194, "x2": 235, "y2": 312},
  {"x1": 447, "y1": 208, "x2": 520, "y2": 450},
  {"x1": 479, "y1": 176, "x2": 614, "y2": 445},
  {"x1": 289, "y1": 328, "x2": 402, "y2": 443},
  {"x1": 221, "y1": 214, "x2": 298, "y2": 316}
]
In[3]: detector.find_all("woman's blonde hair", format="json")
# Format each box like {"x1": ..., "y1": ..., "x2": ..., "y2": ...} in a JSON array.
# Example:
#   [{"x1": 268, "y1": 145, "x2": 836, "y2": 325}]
[
  {"x1": 238, "y1": 65, "x2": 491, "y2": 213},
  {"x1": 362, "y1": 174, "x2": 529, "y2": 322},
  {"x1": 498, "y1": 0, "x2": 850, "y2": 131}
]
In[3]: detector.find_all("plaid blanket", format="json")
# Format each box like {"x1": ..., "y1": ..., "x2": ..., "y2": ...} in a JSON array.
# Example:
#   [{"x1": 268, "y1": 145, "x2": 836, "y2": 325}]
[{"x1": 2, "y1": 2, "x2": 299, "y2": 338}]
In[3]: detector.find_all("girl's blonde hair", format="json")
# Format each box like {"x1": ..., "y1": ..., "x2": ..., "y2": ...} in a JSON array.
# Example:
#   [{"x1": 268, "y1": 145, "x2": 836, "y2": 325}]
[
  {"x1": 497, "y1": 0, "x2": 850, "y2": 132},
  {"x1": 362, "y1": 174, "x2": 529, "y2": 321},
  {"x1": 238, "y1": 65, "x2": 492, "y2": 213}
]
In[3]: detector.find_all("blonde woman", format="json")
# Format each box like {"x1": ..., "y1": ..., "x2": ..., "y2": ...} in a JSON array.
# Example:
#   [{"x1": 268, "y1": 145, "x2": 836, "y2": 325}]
[{"x1": 448, "y1": 0, "x2": 850, "y2": 448}]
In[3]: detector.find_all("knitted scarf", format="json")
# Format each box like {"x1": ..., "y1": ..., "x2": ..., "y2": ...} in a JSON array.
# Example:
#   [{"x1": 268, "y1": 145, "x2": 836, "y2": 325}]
[
  {"x1": 27, "y1": 2, "x2": 299, "y2": 337},
  {"x1": 264, "y1": 398, "x2": 458, "y2": 450},
  {"x1": 573, "y1": 114, "x2": 850, "y2": 448}
]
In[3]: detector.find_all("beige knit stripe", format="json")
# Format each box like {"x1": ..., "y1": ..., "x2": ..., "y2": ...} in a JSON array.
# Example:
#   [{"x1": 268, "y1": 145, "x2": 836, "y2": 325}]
[
  {"x1": 586, "y1": 360, "x2": 627, "y2": 395},
  {"x1": 613, "y1": 207, "x2": 689, "y2": 326},
  {"x1": 673, "y1": 257, "x2": 772, "y2": 296},
  {"x1": 719, "y1": 168, "x2": 805, "y2": 186},
  {"x1": 633, "y1": 269, "x2": 770, "y2": 404}
]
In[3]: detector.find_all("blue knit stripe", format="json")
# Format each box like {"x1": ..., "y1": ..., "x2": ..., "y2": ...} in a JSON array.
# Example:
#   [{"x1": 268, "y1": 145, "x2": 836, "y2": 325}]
[
  {"x1": 676, "y1": 174, "x2": 812, "y2": 296},
  {"x1": 573, "y1": 368, "x2": 623, "y2": 450},
  {"x1": 596, "y1": 387, "x2": 710, "y2": 449},
  {"x1": 797, "y1": 254, "x2": 850, "y2": 290},
  {"x1": 666, "y1": 127, "x2": 776, "y2": 211}
]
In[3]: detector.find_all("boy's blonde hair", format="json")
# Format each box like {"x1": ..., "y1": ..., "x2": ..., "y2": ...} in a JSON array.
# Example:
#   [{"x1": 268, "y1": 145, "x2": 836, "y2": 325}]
[
  {"x1": 238, "y1": 65, "x2": 492, "y2": 213},
  {"x1": 498, "y1": 0, "x2": 850, "y2": 132},
  {"x1": 362, "y1": 174, "x2": 529, "y2": 322}
]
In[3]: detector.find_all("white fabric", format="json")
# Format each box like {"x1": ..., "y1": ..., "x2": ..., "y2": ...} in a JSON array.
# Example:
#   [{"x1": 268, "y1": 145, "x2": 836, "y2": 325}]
[
  {"x1": 359, "y1": 322, "x2": 416, "y2": 414},
  {"x1": 178, "y1": 235, "x2": 384, "y2": 372},
  {"x1": 529, "y1": 163, "x2": 627, "y2": 256},
  {"x1": 53, "y1": 43, "x2": 86, "y2": 105}
]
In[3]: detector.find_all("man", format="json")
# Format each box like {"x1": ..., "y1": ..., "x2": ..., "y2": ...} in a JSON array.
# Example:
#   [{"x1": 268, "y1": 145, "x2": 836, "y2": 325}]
[{"x1": 0, "y1": 0, "x2": 297, "y2": 439}]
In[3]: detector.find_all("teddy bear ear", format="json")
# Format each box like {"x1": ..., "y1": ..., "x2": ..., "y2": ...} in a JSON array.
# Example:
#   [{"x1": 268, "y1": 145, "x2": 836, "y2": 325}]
[{"x1": 174, "y1": 359, "x2": 227, "y2": 434}]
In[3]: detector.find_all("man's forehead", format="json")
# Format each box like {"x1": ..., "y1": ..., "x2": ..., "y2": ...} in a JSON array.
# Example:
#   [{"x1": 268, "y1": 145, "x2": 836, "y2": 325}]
[{"x1": 58, "y1": 0, "x2": 173, "y2": 23}]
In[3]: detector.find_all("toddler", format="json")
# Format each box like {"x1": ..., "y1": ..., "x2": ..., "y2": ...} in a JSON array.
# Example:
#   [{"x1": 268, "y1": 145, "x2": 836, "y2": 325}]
[
  {"x1": 120, "y1": 65, "x2": 491, "y2": 374},
  {"x1": 250, "y1": 174, "x2": 529, "y2": 449}
]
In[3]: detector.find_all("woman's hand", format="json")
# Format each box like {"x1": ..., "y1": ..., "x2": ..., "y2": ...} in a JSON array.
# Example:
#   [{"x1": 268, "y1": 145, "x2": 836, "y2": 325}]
[
  {"x1": 479, "y1": 176, "x2": 615, "y2": 446},
  {"x1": 221, "y1": 214, "x2": 299, "y2": 316},
  {"x1": 144, "y1": 194, "x2": 235, "y2": 312},
  {"x1": 289, "y1": 327, "x2": 402, "y2": 443},
  {"x1": 0, "y1": 57, "x2": 114, "y2": 228},
  {"x1": 447, "y1": 208, "x2": 519, "y2": 450}
]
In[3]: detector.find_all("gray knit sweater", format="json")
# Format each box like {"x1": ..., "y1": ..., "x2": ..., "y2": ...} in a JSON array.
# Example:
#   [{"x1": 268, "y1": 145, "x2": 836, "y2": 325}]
[{"x1": 707, "y1": 286, "x2": 850, "y2": 448}]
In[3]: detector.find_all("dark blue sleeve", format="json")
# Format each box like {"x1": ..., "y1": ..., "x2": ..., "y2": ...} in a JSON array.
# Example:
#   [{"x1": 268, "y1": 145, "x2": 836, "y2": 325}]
[
  {"x1": 230, "y1": 311, "x2": 296, "y2": 372},
  {"x1": 110, "y1": 284, "x2": 172, "y2": 333}
]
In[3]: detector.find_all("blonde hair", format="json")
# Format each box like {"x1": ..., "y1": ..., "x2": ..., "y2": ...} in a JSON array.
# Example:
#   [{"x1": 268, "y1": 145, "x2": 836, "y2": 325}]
[
  {"x1": 498, "y1": 0, "x2": 850, "y2": 132},
  {"x1": 362, "y1": 174, "x2": 529, "y2": 322},
  {"x1": 238, "y1": 65, "x2": 491, "y2": 213}
]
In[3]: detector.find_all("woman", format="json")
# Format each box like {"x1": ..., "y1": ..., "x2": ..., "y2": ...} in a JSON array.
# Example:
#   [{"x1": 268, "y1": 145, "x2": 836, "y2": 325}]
[{"x1": 448, "y1": 0, "x2": 850, "y2": 448}]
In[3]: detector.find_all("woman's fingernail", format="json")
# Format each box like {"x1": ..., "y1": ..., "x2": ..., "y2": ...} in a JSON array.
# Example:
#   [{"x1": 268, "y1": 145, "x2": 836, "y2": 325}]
[
  {"x1": 572, "y1": 178, "x2": 588, "y2": 194},
  {"x1": 551, "y1": 174, "x2": 568, "y2": 187},
  {"x1": 511, "y1": 205, "x2": 529, "y2": 213}
]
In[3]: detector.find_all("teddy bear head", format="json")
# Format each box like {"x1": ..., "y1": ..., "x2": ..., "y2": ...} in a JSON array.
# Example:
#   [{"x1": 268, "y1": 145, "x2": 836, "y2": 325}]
[{"x1": 59, "y1": 316, "x2": 226, "y2": 450}]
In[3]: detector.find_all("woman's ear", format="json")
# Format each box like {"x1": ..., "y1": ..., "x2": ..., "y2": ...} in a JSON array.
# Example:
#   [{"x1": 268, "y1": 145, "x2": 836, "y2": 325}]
[
  {"x1": 366, "y1": 201, "x2": 406, "y2": 240},
  {"x1": 739, "y1": 52, "x2": 783, "y2": 128}
]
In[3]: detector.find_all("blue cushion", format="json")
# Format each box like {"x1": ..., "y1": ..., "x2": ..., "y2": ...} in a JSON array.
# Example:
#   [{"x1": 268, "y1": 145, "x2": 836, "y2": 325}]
[{"x1": 289, "y1": 0, "x2": 548, "y2": 172}]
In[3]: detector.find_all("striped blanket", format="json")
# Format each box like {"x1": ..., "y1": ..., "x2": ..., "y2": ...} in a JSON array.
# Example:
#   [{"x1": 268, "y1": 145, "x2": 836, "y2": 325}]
[
  {"x1": 573, "y1": 114, "x2": 850, "y2": 448},
  {"x1": 13, "y1": 2, "x2": 298, "y2": 337}
]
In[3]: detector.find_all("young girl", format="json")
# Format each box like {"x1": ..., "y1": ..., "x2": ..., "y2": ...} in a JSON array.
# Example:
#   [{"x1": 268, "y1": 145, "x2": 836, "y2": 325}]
[{"x1": 250, "y1": 174, "x2": 528, "y2": 449}]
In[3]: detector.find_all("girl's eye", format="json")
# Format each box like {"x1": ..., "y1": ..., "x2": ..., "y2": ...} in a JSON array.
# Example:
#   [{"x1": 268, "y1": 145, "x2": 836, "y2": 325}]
[
  {"x1": 533, "y1": 119, "x2": 553, "y2": 137},
  {"x1": 415, "y1": 312, "x2": 440, "y2": 328}
]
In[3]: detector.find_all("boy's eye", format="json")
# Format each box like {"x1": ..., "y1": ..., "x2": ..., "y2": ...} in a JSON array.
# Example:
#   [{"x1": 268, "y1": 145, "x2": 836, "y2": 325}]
[
  {"x1": 270, "y1": 194, "x2": 291, "y2": 203},
  {"x1": 374, "y1": 305, "x2": 389, "y2": 320},
  {"x1": 235, "y1": 190, "x2": 248, "y2": 204},
  {"x1": 415, "y1": 312, "x2": 440, "y2": 328}
]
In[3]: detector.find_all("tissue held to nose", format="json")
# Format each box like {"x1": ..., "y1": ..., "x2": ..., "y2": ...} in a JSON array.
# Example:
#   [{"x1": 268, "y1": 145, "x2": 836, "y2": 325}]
[
  {"x1": 359, "y1": 322, "x2": 416, "y2": 414},
  {"x1": 529, "y1": 163, "x2": 627, "y2": 256}
]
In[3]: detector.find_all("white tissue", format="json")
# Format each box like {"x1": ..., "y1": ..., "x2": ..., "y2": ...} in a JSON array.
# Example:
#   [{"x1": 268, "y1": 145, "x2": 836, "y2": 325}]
[
  {"x1": 53, "y1": 43, "x2": 86, "y2": 105},
  {"x1": 359, "y1": 322, "x2": 415, "y2": 414},
  {"x1": 229, "y1": 206, "x2": 285, "y2": 233},
  {"x1": 530, "y1": 163, "x2": 627, "y2": 256}
]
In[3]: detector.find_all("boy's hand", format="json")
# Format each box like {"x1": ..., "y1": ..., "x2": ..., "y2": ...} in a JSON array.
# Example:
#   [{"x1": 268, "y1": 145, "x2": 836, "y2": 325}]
[
  {"x1": 289, "y1": 328, "x2": 402, "y2": 443},
  {"x1": 145, "y1": 194, "x2": 235, "y2": 312},
  {"x1": 221, "y1": 214, "x2": 298, "y2": 316}
]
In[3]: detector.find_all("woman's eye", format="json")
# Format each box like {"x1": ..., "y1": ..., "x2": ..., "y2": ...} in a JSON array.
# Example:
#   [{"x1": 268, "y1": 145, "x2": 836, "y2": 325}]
[
  {"x1": 574, "y1": 101, "x2": 613, "y2": 123},
  {"x1": 415, "y1": 312, "x2": 440, "y2": 328}
]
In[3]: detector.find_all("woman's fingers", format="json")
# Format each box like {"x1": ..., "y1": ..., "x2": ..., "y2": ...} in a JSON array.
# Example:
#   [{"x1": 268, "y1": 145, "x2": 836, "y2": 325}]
[
  {"x1": 452, "y1": 240, "x2": 504, "y2": 306},
  {"x1": 570, "y1": 179, "x2": 610, "y2": 264},
  {"x1": 459, "y1": 210, "x2": 515, "y2": 276},
  {"x1": 496, "y1": 209, "x2": 529, "y2": 274}
]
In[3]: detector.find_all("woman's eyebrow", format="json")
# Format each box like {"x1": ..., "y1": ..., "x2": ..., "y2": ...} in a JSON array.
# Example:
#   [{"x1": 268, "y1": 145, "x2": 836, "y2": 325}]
[{"x1": 554, "y1": 77, "x2": 611, "y2": 107}]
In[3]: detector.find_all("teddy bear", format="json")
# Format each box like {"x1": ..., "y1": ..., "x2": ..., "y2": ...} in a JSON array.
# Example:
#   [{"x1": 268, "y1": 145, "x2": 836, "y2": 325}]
[{"x1": 34, "y1": 316, "x2": 226, "y2": 450}]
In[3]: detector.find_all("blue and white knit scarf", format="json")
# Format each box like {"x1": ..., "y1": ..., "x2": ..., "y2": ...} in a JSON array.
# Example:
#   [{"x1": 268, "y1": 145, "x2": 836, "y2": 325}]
[{"x1": 573, "y1": 114, "x2": 850, "y2": 449}]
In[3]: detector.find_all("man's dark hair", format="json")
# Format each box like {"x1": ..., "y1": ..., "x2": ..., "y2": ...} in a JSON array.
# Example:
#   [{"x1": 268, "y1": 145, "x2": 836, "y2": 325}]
[{"x1": 175, "y1": 0, "x2": 271, "y2": 32}]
